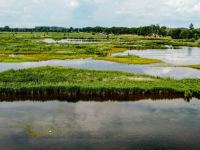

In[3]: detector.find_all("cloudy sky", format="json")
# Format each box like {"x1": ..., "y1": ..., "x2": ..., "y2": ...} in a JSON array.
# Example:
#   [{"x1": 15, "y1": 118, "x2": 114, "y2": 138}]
[{"x1": 0, "y1": 0, "x2": 200, "y2": 28}]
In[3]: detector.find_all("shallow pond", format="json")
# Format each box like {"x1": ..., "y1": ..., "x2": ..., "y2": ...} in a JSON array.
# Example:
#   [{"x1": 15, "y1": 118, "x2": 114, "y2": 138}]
[
  {"x1": 112, "y1": 46, "x2": 200, "y2": 65},
  {"x1": 0, "y1": 97, "x2": 200, "y2": 149},
  {"x1": 0, "y1": 58, "x2": 200, "y2": 79},
  {"x1": 40, "y1": 39, "x2": 110, "y2": 43}
]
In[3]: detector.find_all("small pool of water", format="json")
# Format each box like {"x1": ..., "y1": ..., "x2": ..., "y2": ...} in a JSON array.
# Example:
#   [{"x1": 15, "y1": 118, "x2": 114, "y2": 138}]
[
  {"x1": 0, "y1": 59, "x2": 200, "y2": 79},
  {"x1": 40, "y1": 39, "x2": 110, "y2": 43},
  {"x1": 9, "y1": 54, "x2": 25, "y2": 57},
  {"x1": 112, "y1": 46, "x2": 200, "y2": 65},
  {"x1": 0, "y1": 97, "x2": 200, "y2": 149}
]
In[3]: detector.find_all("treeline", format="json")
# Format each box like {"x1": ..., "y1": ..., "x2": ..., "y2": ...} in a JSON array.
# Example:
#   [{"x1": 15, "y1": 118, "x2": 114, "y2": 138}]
[
  {"x1": 1, "y1": 23, "x2": 200, "y2": 39},
  {"x1": 171, "y1": 29, "x2": 200, "y2": 40},
  {"x1": 80, "y1": 24, "x2": 167, "y2": 37},
  {"x1": 0, "y1": 24, "x2": 167, "y2": 37}
]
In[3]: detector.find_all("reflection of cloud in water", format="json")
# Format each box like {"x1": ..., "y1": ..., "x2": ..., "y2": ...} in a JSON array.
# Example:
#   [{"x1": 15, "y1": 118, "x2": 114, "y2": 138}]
[
  {"x1": 143, "y1": 67, "x2": 200, "y2": 79},
  {"x1": 1, "y1": 99, "x2": 200, "y2": 149},
  {"x1": 0, "y1": 58, "x2": 200, "y2": 79},
  {"x1": 112, "y1": 47, "x2": 200, "y2": 65}
]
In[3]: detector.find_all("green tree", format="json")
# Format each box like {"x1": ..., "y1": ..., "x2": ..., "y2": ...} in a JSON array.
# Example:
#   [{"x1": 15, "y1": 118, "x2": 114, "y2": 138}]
[
  {"x1": 171, "y1": 29, "x2": 181, "y2": 39},
  {"x1": 189, "y1": 23, "x2": 194, "y2": 30}
]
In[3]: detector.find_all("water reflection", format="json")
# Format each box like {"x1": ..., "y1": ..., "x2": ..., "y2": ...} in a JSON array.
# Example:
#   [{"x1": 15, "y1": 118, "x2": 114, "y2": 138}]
[
  {"x1": 0, "y1": 59, "x2": 200, "y2": 79},
  {"x1": 0, "y1": 98, "x2": 200, "y2": 149},
  {"x1": 188, "y1": 47, "x2": 192, "y2": 56},
  {"x1": 112, "y1": 46, "x2": 200, "y2": 65},
  {"x1": 40, "y1": 39, "x2": 110, "y2": 43}
]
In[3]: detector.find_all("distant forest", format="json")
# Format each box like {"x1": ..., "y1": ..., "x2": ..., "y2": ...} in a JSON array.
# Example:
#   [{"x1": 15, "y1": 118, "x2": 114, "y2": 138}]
[{"x1": 0, "y1": 23, "x2": 200, "y2": 40}]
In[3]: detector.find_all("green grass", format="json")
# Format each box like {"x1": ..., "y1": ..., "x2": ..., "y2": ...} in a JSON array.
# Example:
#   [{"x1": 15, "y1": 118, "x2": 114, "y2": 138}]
[
  {"x1": 184, "y1": 64, "x2": 200, "y2": 70},
  {"x1": 93, "y1": 55, "x2": 163, "y2": 64},
  {"x1": 0, "y1": 66, "x2": 199, "y2": 97}
]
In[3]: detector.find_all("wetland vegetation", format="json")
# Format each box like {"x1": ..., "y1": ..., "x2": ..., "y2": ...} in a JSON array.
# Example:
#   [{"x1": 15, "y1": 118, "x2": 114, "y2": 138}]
[
  {"x1": 0, "y1": 32, "x2": 200, "y2": 66},
  {"x1": 0, "y1": 66, "x2": 200, "y2": 97},
  {"x1": 0, "y1": 32, "x2": 200, "y2": 96}
]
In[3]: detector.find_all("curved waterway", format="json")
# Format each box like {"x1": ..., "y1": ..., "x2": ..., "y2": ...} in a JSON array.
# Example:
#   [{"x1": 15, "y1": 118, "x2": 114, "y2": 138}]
[
  {"x1": 0, "y1": 97, "x2": 200, "y2": 150},
  {"x1": 0, "y1": 58, "x2": 200, "y2": 79}
]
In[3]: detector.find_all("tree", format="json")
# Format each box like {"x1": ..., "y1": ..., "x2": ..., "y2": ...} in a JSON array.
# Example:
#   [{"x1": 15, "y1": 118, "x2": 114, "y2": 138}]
[
  {"x1": 171, "y1": 29, "x2": 181, "y2": 39},
  {"x1": 158, "y1": 26, "x2": 167, "y2": 37},
  {"x1": 180, "y1": 30, "x2": 188, "y2": 39},
  {"x1": 189, "y1": 23, "x2": 194, "y2": 30},
  {"x1": 4, "y1": 26, "x2": 10, "y2": 31}
]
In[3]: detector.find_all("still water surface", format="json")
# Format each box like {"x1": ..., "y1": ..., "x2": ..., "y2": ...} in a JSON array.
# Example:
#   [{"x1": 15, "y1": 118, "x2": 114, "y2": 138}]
[
  {"x1": 0, "y1": 58, "x2": 200, "y2": 79},
  {"x1": 40, "y1": 39, "x2": 110, "y2": 43},
  {"x1": 0, "y1": 46, "x2": 200, "y2": 79},
  {"x1": 112, "y1": 46, "x2": 200, "y2": 65},
  {"x1": 0, "y1": 97, "x2": 200, "y2": 149}
]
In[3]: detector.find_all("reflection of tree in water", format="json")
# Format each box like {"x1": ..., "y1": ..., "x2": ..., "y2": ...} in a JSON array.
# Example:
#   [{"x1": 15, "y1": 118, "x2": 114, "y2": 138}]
[{"x1": 188, "y1": 47, "x2": 192, "y2": 56}]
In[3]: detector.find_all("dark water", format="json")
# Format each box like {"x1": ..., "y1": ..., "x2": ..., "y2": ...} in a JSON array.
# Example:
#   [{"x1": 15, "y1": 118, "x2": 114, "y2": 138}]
[
  {"x1": 0, "y1": 58, "x2": 200, "y2": 79},
  {"x1": 112, "y1": 46, "x2": 200, "y2": 65},
  {"x1": 40, "y1": 39, "x2": 110, "y2": 43},
  {"x1": 1, "y1": 97, "x2": 200, "y2": 150}
]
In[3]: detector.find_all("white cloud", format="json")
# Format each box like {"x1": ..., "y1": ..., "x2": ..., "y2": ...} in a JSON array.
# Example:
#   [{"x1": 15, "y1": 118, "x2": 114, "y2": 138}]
[
  {"x1": 22, "y1": 14, "x2": 32, "y2": 20},
  {"x1": 0, "y1": 0, "x2": 200, "y2": 28},
  {"x1": 33, "y1": 0, "x2": 39, "y2": 4},
  {"x1": 69, "y1": 0, "x2": 80, "y2": 7},
  {"x1": 165, "y1": 0, "x2": 184, "y2": 6},
  {"x1": 0, "y1": 10, "x2": 21, "y2": 17}
]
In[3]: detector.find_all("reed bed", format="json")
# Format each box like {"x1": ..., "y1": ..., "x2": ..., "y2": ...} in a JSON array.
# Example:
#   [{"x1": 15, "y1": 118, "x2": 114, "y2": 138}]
[{"x1": 0, "y1": 66, "x2": 199, "y2": 97}]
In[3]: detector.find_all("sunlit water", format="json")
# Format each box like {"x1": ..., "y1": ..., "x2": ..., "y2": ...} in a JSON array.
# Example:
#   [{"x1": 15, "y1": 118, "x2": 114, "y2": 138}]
[{"x1": 0, "y1": 98, "x2": 200, "y2": 149}]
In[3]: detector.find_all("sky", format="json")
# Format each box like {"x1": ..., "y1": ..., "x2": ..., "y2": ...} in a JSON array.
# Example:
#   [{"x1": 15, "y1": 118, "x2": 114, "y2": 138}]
[{"x1": 0, "y1": 0, "x2": 200, "y2": 28}]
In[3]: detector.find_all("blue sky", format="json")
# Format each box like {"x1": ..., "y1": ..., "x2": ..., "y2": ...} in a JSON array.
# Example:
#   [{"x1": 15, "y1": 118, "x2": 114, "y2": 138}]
[{"x1": 0, "y1": 0, "x2": 200, "y2": 28}]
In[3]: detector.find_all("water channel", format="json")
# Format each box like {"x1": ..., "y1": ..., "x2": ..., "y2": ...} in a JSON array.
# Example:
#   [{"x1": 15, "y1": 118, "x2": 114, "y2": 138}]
[
  {"x1": 1, "y1": 43, "x2": 200, "y2": 79},
  {"x1": 0, "y1": 97, "x2": 200, "y2": 150},
  {"x1": 0, "y1": 58, "x2": 200, "y2": 79}
]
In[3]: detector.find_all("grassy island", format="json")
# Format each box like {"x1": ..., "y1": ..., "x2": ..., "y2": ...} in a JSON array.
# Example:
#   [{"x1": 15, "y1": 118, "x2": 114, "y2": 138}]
[
  {"x1": 185, "y1": 64, "x2": 200, "y2": 70},
  {"x1": 94, "y1": 55, "x2": 162, "y2": 64},
  {"x1": 0, "y1": 66, "x2": 199, "y2": 97}
]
